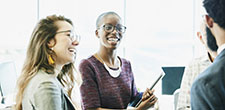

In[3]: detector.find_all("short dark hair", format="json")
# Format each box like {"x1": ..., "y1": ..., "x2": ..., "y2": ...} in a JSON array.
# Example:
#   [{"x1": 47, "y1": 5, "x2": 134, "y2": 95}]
[
  {"x1": 96, "y1": 11, "x2": 121, "y2": 29},
  {"x1": 203, "y1": 0, "x2": 225, "y2": 29}
]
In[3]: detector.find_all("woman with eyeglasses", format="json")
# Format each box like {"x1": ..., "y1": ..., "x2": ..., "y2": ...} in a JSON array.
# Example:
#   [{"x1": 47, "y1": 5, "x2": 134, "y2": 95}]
[
  {"x1": 15, "y1": 15, "x2": 81, "y2": 110},
  {"x1": 79, "y1": 11, "x2": 157, "y2": 110}
]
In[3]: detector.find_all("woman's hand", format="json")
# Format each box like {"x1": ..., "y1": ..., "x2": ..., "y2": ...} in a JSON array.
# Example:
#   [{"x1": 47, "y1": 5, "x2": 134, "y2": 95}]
[{"x1": 137, "y1": 88, "x2": 158, "y2": 110}]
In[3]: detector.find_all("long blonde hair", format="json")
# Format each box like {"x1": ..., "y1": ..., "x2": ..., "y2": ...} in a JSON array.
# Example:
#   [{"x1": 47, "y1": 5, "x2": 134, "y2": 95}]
[{"x1": 15, "y1": 15, "x2": 79, "y2": 110}]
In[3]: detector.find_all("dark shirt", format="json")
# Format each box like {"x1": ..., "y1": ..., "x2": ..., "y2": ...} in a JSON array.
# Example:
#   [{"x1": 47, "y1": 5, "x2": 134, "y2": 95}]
[
  {"x1": 191, "y1": 49, "x2": 225, "y2": 110},
  {"x1": 79, "y1": 55, "x2": 139, "y2": 110}
]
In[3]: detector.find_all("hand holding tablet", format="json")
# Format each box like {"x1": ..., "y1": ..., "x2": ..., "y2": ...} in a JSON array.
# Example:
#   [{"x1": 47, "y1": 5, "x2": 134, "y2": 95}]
[{"x1": 135, "y1": 71, "x2": 165, "y2": 107}]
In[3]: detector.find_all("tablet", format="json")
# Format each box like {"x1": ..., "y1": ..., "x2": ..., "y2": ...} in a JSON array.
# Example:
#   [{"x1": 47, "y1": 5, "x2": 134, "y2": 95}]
[{"x1": 150, "y1": 71, "x2": 165, "y2": 90}]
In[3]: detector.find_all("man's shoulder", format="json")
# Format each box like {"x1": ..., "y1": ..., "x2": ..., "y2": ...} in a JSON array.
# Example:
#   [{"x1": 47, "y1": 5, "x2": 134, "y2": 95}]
[
  {"x1": 193, "y1": 61, "x2": 224, "y2": 88},
  {"x1": 189, "y1": 55, "x2": 210, "y2": 65},
  {"x1": 214, "y1": 51, "x2": 225, "y2": 67},
  {"x1": 185, "y1": 55, "x2": 211, "y2": 74}
]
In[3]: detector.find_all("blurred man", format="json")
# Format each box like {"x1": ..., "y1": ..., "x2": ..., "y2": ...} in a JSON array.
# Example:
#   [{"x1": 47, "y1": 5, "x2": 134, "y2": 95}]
[{"x1": 176, "y1": 23, "x2": 217, "y2": 110}]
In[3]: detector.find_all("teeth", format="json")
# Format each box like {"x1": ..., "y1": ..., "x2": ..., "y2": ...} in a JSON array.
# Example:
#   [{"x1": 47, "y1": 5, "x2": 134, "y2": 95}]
[{"x1": 108, "y1": 38, "x2": 119, "y2": 42}]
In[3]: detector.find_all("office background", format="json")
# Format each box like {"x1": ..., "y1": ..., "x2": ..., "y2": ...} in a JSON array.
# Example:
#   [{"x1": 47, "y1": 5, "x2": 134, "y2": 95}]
[{"x1": 0, "y1": 0, "x2": 205, "y2": 108}]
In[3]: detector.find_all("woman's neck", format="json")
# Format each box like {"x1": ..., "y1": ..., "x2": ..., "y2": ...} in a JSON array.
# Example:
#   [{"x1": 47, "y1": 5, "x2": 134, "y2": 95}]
[
  {"x1": 97, "y1": 50, "x2": 119, "y2": 68},
  {"x1": 54, "y1": 64, "x2": 63, "y2": 77},
  {"x1": 99, "y1": 47, "x2": 117, "y2": 62}
]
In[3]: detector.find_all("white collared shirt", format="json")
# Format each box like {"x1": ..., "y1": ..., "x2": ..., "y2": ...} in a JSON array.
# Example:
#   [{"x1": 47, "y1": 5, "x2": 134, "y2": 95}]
[
  {"x1": 177, "y1": 53, "x2": 212, "y2": 110},
  {"x1": 217, "y1": 43, "x2": 225, "y2": 55}
]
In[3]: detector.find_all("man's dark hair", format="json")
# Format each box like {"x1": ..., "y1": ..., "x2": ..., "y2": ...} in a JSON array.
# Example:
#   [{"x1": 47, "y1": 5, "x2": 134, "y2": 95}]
[{"x1": 203, "y1": 0, "x2": 225, "y2": 29}]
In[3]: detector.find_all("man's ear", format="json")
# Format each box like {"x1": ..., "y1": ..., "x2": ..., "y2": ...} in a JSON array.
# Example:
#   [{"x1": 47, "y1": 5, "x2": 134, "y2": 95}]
[
  {"x1": 205, "y1": 15, "x2": 214, "y2": 28},
  {"x1": 197, "y1": 32, "x2": 202, "y2": 40},
  {"x1": 197, "y1": 32, "x2": 204, "y2": 44},
  {"x1": 95, "y1": 30, "x2": 100, "y2": 38}
]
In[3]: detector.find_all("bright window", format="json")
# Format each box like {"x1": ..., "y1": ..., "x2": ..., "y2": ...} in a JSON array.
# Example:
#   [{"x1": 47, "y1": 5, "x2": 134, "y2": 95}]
[{"x1": 0, "y1": 0, "x2": 205, "y2": 95}]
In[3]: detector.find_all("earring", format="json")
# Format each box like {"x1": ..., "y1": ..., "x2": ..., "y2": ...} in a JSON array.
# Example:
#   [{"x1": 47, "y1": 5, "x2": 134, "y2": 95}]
[
  {"x1": 48, "y1": 55, "x2": 54, "y2": 65},
  {"x1": 48, "y1": 48, "x2": 54, "y2": 65}
]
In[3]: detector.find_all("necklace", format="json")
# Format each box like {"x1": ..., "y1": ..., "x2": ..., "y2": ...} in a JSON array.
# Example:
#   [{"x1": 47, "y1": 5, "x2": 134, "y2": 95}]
[{"x1": 97, "y1": 53, "x2": 122, "y2": 78}]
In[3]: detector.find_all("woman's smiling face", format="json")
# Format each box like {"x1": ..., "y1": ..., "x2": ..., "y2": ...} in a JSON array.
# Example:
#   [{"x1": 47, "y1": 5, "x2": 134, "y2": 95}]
[{"x1": 50, "y1": 20, "x2": 79, "y2": 65}]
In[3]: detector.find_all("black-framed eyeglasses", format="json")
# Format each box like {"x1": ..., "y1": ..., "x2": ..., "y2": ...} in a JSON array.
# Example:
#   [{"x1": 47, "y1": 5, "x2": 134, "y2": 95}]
[
  {"x1": 98, "y1": 24, "x2": 126, "y2": 33},
  {"x1": 56, "y1": 30, "x2": 80, "y2": 42}
]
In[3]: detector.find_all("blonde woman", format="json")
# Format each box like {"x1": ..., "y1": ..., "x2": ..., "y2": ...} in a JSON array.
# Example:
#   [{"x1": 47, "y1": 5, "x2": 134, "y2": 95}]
[{"x1": 15, "y1": 15, "x2": 81, "y2": 110}]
